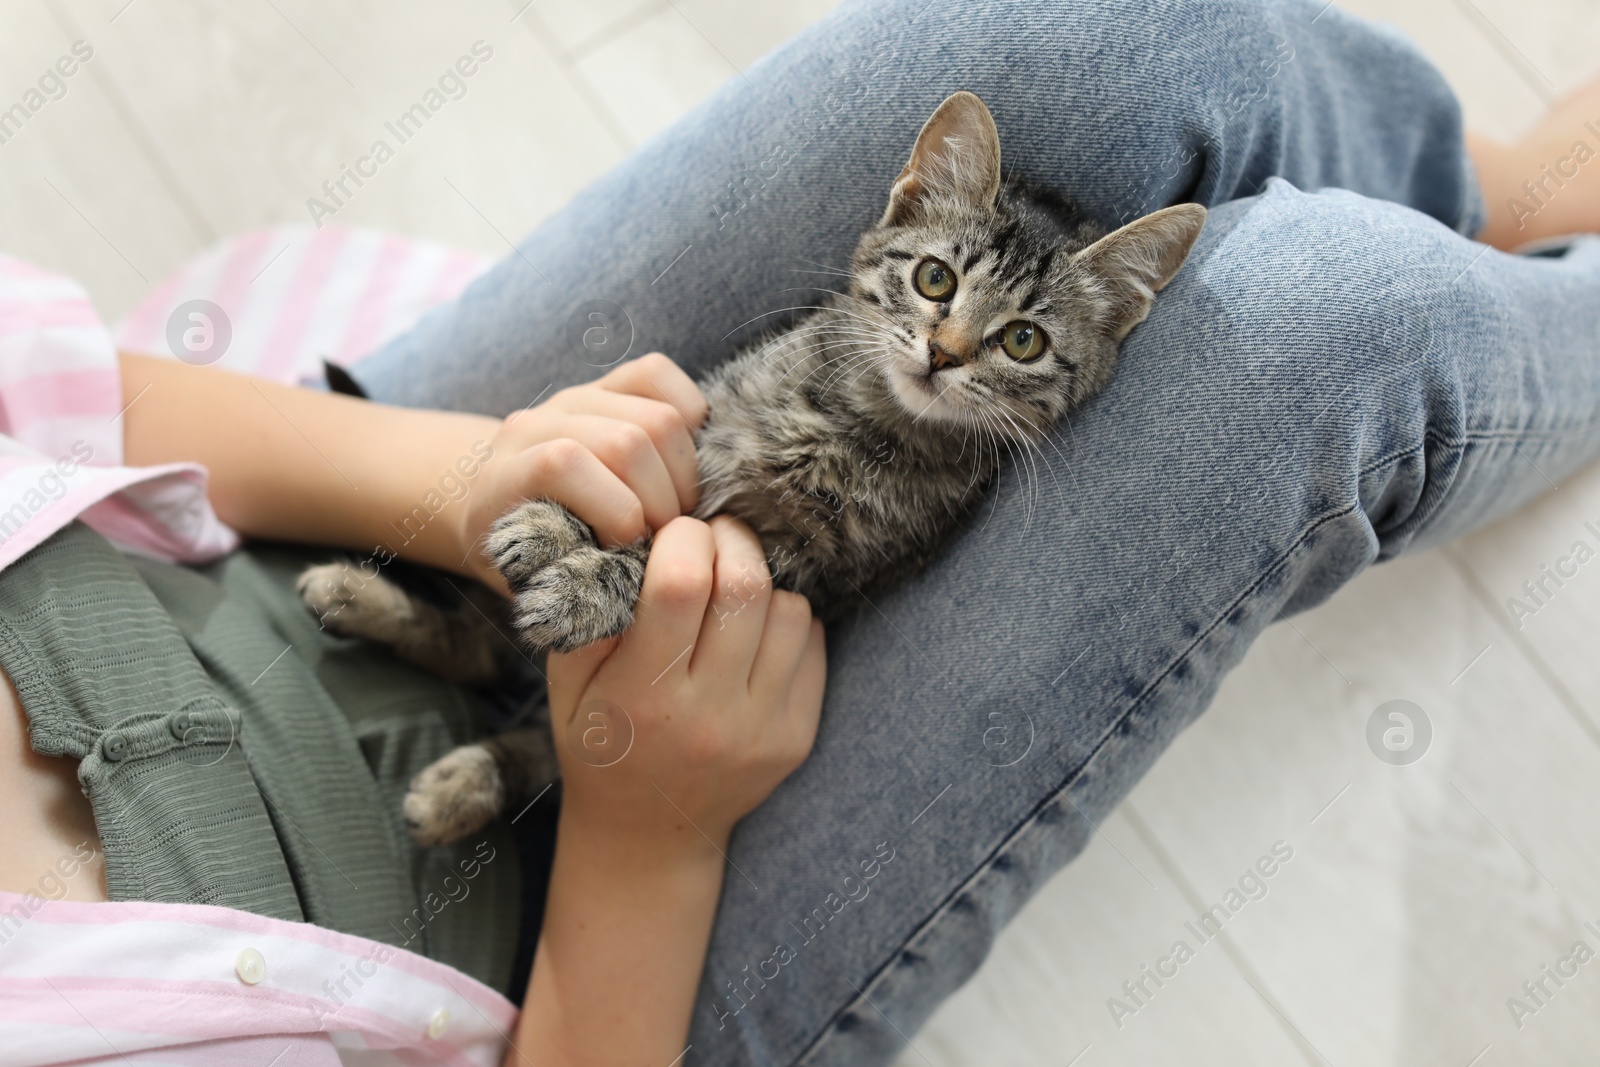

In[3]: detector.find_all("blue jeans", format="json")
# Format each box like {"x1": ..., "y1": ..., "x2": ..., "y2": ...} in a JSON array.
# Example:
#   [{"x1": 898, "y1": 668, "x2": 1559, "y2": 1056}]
[{"x1": 354, "y1": 0, "x2": 1600, "y2": 1063}]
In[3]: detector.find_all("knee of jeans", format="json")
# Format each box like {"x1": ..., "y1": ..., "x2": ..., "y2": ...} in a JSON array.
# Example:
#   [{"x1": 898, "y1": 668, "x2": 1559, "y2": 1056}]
[
  {"x1": 879, "y1": 0, "x2": 1288, "y2": 51},
  {"x1": 870, "y1": 0, "x2": 1295, "y2": 104},
  {"x1": 1156, "y1": 183, "x2": 1475, "y2": 459},
  {"x1": 858, "y1": 0, "x2": 1298, "y2": 207}
]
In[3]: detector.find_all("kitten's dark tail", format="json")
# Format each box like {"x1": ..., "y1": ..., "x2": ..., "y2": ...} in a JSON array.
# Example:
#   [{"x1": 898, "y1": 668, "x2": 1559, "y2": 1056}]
[{"x1": 323, "y1": 359, "x2": 369, "y2": 399}]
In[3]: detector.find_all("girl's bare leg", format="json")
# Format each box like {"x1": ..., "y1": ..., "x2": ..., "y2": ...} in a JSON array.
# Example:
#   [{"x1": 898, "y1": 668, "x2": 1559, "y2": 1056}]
[{"x1": 1472, "y1": 75, "x2": 1600, "y2": 250}]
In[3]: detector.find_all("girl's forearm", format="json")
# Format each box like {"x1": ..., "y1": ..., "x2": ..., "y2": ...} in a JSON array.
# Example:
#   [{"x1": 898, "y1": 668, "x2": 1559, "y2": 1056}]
[
  {"x1": 511, "y1": 808, "x2": 726, "y2": 1066},
  {"x1": 119, "y1": 353, "x2": 500, "y2": 578},
  {"x1": 122, "y1": 352, "x2": 740, "y2": 1060}
]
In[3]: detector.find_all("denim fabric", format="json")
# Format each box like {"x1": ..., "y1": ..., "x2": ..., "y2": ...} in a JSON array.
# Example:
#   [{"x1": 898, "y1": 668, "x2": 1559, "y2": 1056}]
[{"x1": 353, "y1": 0, "x2": 1600, "y2": 1063}]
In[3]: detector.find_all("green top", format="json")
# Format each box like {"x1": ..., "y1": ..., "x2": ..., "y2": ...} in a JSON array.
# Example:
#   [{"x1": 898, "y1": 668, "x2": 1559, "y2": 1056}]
[{"x1": 0, "y1": 522, "x2": 522, "y2": 993}]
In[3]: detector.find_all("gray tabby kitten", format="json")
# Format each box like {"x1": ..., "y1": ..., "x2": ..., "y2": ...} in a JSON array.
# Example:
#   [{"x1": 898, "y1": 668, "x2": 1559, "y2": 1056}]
[{"x1": 298, "y1": 91, "x2": 1205, "y2": 846}]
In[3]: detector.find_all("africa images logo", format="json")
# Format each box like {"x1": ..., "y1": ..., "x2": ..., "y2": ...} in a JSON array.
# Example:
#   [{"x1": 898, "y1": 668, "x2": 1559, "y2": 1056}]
[
  {"x1": 1365, "y1": 699, "x2": 1431, "y2": 766},
  {"x1": 305, "y1": 41, "x2": 495, "y2": 227}
]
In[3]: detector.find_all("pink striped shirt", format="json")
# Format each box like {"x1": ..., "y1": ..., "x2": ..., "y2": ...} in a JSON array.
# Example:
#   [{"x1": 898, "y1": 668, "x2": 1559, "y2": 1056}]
[
  {"x1": 0, "y1": 228, "x2": 487, "y2": 574},
  {"x1": 0, "y1": 257, "x2": 233, "y2": 571},
  {"x1": 0, "y1": 233, "x2": 498, "y2": 1065},
  {"x1": 0, "y1": 891, "x2": 516, "y2": 1066}
]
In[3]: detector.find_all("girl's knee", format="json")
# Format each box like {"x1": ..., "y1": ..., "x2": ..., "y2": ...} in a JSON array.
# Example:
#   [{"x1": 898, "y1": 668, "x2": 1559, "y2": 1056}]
[
  {"x1": 1131, "y1": 181, "x2": 1482, "y2": 452},
  {"x1": 1177, "y1": 181, "x2": 1476, "y2": 364},
  {"x1": 842, "y1": 0, "x2": 1297, "y2": 105}
]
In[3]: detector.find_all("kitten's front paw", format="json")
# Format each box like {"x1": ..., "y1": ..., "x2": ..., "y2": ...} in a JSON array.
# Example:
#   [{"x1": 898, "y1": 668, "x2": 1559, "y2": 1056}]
[
  {"x1": 512, "y1": 546, "x2": 646, "y2": 652},
  {"x1": 403, "y1": 745, "x2": 504, "y2": 847},
  {"x1": 296, "y1": 562, "x2": 410, "y2": 637},
  {"x1": 487, "y1": 500, "x2": 592, "y2": 590},
  {"x1": 297, "y1": 563, "x2": 350, "y2": 626}
]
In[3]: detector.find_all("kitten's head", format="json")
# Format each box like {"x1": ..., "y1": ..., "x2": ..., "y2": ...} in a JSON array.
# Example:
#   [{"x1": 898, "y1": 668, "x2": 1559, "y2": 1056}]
[{"x1": 847, "y1": 92, "x2": 1206, "y2": 437}]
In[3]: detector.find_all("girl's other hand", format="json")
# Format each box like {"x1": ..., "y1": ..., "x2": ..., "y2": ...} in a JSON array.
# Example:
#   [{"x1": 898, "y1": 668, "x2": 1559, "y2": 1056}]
[
  {"x1": 514, "y1": 515, "x2": 824, "y2": 1066},
  {"x1": 547, "y1": 515, "x2": 827, "y2": 854}
]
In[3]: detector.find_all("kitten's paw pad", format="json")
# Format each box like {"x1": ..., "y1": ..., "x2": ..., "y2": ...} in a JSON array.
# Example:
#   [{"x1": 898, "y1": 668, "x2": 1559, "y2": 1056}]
[
  {"x1": 487, "y1": 501, "x2": 592, "y2": 590},
  {"x1": 512, "y1": 548, "x2": 644, "y2": 652},
  {"x1": 403, "y1": 745, "x2": 504, "y2": 847},
  {"x1": 296, "y1": 562, "x2": 409, "y2": 637}
]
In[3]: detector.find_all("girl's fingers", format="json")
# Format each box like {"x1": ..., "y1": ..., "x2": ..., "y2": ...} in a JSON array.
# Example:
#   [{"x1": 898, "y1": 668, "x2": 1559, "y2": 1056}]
[
  {"x1": 552, "y1": 413, "x2": 681, "y2": 533},
  {"x1": 599, "y1": 353, "x2": 708, "y2": 432},
  {"x1": 786, "y1": 618, "x2": 827, "y2": 738},
  {"x1": 797, "y1": 619, "x2": 827, "y2": 706},
  {"x1": 545, "y1": 635, "x2": 621, "y2": 730},
  {"x1": 689, "y1": 517, "x2": 772, "y2": 680},
  {"x1": 514, "y1": 439, "x2": 646, "y2": 547},
  {"x1": 748, "y1": 589, "x2": 817, "y2": 698},
  {"x1": 550, "y1": 392, "x2": 699, "y2": 514},
  {"x1": 623, "y1": 516, "x2": 716, "y2": 677}
]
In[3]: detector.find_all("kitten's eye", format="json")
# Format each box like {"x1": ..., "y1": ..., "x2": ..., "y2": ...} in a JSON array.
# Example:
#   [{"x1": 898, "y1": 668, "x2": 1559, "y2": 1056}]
[
  {"x1": 999, "y1": 320, "x2": 1046, "y2": 361},
  {"x1": 914, "y1": 258, "x2": 956, "y2": 301}
]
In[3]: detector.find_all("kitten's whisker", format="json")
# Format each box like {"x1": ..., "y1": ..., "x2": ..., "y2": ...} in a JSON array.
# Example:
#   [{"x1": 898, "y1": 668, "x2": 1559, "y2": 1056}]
[
  {"x1": 783, "y1": 330, "x2": 891, "y2": 358},
  {"x1": 833, "y1": 308, "x2": 900, "y2": 330},
  {"x1": 792, "y1": 256, "x2": 855, "y2": 277},
  {"x1": 990, "y1": 415, "x2": 1033, "y2": 532},
  {"x1": 783, "y1": 336, "x2": 888, "y2": 388},
  {"x1": 806, "y1": 337, "x2": 896, "y2": 383},
  {"x1": 764, "y1": 332, "x2": 889, "y2": 378},
  {"x1": 776, "y1": 336, "x2": 880, "y2": 366},
  {"x1": 722, "y1": 304, "x2": 892, "y2": 341},
  {"x1": 806, "y1": 304, "x2": 905, "y2": 336},
  {"x1": 972, "y1": 404, "x2": 1036, "y2": 531},
  {"x1": 989, "y1": 403, "x2": 1044, "y2": 532},
  {"x1": 781, "y1": 343, "x2": 884, "y2": 390},
  {"x1": 969, "y1": 409, "x2": 1006, "y2": 532},
  {"x1": 784, "y1": 268, "x2": 854, "y2": 280},
  {"x1": 764, "y1": 285, "x2": 848, "y2": 298},
  {"x1": 725, "y1": 303, "x2": 833, "y2": 322},
  {"x1": 839, "y1": 353, "x2": 890, "y2": 393},
  {"x1": 720, "y1": 305, "x2": 835, "y2": 341},
  {"x1": 1054, "y1": 413, "x2": 1088, "y2": 497},
  {"x1": 833, "y1": 361, "x2": 880, "y2": 397},
  {"x1": 954, "y1": 422, "x2": 996, "y2": 496},
  {"x1": 990, "y1": 396, "x2": 1050, "y2": 447},
  {"x1": 1002, "y1": 405, "x2": 1067, "y2": 498},
  {"x1": 815, "y1": 352, "x2": 885, "y2": 395},
  {"x1": 958, "y1": 436, "x2": 989, "y2": 496},
  {"x1": 788, "y1": 344, "x2": 880, "y2": 375},
  {"x1": 993, "y1": 397, "x2": 1070, "y2": 518},
  {"x1": 802, "y1": 356, "x2": 873, "y2": 395},
  {"x1": 757, "y1": 321, "x2": 898, "y2": 370},
  {"x1": 1012, "y1": 439, "x2": 1038, "y2": 533}
]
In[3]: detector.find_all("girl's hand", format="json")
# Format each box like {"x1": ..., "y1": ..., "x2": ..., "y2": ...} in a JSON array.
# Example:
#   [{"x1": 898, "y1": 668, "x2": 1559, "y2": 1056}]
[
  {"x1": 454, "y1": 353, "x2": 708, "y2": 596},
  {"x1": 547, "y1": 514, "x2": 826, "y2": 853},
  {"x1": 514, "y1": 515, "x2": 825, "y2": 1066}
]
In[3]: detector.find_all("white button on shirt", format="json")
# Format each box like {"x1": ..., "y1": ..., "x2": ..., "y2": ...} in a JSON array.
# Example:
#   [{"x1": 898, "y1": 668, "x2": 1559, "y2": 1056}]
[{"x1": 235, "y1": 947, "x2": 267, "y2": 984}]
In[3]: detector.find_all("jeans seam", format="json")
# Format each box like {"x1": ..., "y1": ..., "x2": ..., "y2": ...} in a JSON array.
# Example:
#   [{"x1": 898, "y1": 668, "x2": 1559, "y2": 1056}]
[{"x1": 1439, "y1": 425, "x2": 1600, "y2": 448}]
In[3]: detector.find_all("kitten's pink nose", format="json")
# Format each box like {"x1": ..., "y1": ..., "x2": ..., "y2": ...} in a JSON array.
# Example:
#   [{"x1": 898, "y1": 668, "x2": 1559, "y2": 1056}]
[{"x1": 929, "y1": 341, "x2": 972, "y2": 372}]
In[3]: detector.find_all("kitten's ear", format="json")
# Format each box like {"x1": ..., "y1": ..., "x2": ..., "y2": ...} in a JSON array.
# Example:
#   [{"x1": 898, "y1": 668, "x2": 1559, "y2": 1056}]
[
  {"x1": 1077, "y1": 204, "x2": 1208, "y2": 340},
  {"x1": 881, "y1": 91, "x2": 1001, "y2": 226}
]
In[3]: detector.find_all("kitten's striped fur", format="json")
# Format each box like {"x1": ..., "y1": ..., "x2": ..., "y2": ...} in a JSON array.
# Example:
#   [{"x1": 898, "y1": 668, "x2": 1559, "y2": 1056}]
[{"x1": 300, "y1": 92, "x2": 1206, "y2": 845}]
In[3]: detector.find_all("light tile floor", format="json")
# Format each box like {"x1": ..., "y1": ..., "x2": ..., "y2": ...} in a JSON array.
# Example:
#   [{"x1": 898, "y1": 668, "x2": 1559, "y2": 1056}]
[{"x1": 4, "y1": 1, "x2": 1598, "y2": 1064}]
